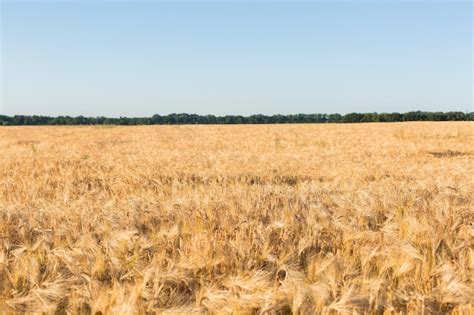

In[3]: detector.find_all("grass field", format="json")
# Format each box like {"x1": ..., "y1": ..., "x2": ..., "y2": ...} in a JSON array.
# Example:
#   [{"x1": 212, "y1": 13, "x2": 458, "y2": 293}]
[{"x1": 0, "y1": 122, "x2": 473, "y2": 314}]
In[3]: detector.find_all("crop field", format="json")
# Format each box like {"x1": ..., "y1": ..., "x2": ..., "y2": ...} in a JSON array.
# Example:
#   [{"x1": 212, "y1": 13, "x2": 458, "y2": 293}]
[{"x1": 0, "y1": 122, "x2": 473, "y2": 314}]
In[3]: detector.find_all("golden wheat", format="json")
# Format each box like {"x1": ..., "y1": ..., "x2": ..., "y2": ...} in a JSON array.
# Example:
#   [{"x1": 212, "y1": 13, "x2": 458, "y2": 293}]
[{"x1": 0, "y1": 122, "x2": 473, "y2": 314}]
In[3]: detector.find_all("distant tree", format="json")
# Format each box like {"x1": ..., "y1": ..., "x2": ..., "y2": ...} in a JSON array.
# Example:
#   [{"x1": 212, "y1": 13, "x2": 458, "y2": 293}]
[
  {"x1": 343, "y1": 113, "x2": 363, "y2": 123},
  {"x1": 327, "y1": 114, "x2": 342, "y2": 123}
]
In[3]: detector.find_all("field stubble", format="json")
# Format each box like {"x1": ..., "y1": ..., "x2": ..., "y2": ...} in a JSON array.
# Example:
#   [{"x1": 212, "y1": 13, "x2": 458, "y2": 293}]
[{"x1": 0, "y1": 122, "x2": 473, "y2": 314}]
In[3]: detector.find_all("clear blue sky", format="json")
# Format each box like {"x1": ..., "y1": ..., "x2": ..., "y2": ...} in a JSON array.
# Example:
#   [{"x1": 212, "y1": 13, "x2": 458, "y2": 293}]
[{"x1": 1, "y1": 0, "x2": 472, "y2": 117}]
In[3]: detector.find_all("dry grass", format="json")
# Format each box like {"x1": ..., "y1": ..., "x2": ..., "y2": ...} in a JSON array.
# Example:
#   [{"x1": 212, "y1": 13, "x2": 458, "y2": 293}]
[{"x1": 0, "y1": 122, "x2": 473, "y2": 314}]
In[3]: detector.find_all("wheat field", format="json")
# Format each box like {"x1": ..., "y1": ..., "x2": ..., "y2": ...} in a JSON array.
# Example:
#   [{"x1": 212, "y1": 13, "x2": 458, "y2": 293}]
[{"x1": 0, "y1": 122, "x2": 473, "y2": 314}]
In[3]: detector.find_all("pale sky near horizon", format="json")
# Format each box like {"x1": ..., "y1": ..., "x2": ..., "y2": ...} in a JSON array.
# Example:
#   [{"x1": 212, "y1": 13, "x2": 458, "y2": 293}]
[{"x1": 1, "y1": 0, "x2": 472, "y2": 117}]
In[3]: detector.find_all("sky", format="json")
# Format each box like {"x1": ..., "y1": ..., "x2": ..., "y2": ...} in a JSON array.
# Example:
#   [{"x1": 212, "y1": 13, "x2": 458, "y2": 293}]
[{"x1": 0, "y1": 0, "x2": 472, "y2": 117}]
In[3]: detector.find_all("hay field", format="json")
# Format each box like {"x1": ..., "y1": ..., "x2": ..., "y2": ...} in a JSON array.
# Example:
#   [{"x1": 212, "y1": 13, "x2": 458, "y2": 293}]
[{"x1": 0, "y1": 122, "x2": 473, "y2": 314}]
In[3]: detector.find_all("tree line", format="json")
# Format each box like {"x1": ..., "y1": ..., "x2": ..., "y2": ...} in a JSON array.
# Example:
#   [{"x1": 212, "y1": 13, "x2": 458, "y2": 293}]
[{"x1": 0, "y1": 111, "x2": 472, "y2": 126}]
